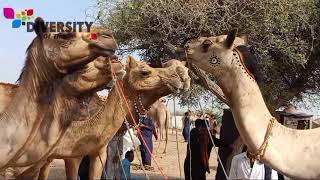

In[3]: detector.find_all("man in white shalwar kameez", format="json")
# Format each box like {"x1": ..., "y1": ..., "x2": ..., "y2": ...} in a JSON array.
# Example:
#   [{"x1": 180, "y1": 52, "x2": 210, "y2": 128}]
[{"x1": 229, "y1": 152, "x2": 279, "y2": 180}]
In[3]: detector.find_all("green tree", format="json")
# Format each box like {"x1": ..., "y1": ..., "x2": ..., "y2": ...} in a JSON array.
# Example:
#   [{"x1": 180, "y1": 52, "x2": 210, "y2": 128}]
[{"x1": 96, "y1": 0, "x2": 320, "y2": 112}]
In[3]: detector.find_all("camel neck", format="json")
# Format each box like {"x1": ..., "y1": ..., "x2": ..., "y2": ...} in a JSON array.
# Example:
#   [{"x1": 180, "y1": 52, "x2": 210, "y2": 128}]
[
  {"x1": 217, "y1": 55, "x2": 272, "y2": 151},
  {"x1": 216, "y1": 54, "x2": 320, "y2": 179},
  {"x1": 0, "y1": 86, "x2": 48, "y2": 167}
]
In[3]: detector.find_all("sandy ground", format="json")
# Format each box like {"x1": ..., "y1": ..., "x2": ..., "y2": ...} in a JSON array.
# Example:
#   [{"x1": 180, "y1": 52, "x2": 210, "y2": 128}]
[{"x1": 48, "y1": 129, "x2": 219, "y2": 179}]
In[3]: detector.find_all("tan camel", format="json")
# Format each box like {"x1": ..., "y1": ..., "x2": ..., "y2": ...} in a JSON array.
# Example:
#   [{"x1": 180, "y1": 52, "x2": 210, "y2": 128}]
[
  {"x1": 186, "y1": 30, "x2": 320, "y2": 179},
  {"x1": 0, "y1": 58, "x2": 124, "y2": 179},
  {"x1": 0, "y1": 16, "x2": 118, "y2": 169},
  {"x1": 25, "y1": 57, "x2": 190, "y2": 180},
  {"x1": 148, "y1": 98, "x2": 170, "y2": 153}
]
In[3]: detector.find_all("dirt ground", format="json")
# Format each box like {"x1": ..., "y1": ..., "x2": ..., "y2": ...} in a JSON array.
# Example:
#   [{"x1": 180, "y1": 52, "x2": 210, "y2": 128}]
[{"x1": 48, "y1": 129, "x2": 219, "y2": 179}]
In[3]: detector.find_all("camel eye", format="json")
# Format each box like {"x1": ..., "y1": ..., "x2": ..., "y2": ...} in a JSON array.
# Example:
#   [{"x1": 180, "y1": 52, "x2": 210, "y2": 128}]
[
  {"x1": 141, "y1": 69, "x2": 151, "y2": 76},
  {"x1": 202, "y1": 39, "x2": 213, "y2": 50},
  {"x1": 56, "y1": 32, "x2": 76, "y2": 40}
]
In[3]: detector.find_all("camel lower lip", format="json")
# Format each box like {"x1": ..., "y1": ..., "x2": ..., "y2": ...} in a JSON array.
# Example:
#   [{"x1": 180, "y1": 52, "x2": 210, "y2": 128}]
[
  {"x1": 99, "y1": 49, "x2": 115, "y2": 57},
  {"x1": 166, "y1": 84, "x2": 180, "y2": 93}
]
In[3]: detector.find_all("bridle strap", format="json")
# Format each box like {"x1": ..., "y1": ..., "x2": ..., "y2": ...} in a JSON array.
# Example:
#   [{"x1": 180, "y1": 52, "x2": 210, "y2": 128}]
[
  {"x1": 233, "y1": 48, "x2": 256, "y2": 80},
  {"x1": 247, "y1": 117, "x2": 275, "y2": 161}
]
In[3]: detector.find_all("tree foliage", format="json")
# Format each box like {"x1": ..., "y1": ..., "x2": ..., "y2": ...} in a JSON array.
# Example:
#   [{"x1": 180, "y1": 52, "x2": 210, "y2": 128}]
[{"x1": 96, "y1": 0, "x2": 320, "y2": 111}]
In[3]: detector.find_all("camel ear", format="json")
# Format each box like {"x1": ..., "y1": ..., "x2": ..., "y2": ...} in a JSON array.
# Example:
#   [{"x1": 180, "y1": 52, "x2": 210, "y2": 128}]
[
  {"x1": 224, "y1": 29, "x2": 238, "y2": 49},
  {"x1": 127, "y1": 55, "x2": 138, "y2": 69},
  {"x1": 239, "y1": 34, "x2": 248, "y2": 45},
  {"x1": 34, "y1": 17, "x2": 47, "y2": 38}
]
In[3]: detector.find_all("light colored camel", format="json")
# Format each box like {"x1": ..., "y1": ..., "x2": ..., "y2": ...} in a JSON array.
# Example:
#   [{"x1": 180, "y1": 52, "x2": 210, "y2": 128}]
[
  {"x1": 30, "y1": 57, "x2": 190, "y2": 180},
  {"x1": 148, "y1": 98, "x2": 170, "y2": 153},
  {"x1": 186, "y1": 30, "x2": 320, "y2": 179},
  {"x1": 0, "y1": 16, "x2": 118, "y2": 169},
  {"x1": 0, "y1": 58, "x2": 124, "y2": 178}
]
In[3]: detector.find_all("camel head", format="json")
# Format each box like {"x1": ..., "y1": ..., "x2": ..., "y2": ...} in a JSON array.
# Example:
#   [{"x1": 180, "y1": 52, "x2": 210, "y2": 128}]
[
  {"x1": 18, "y1": 17, "x2": 118, "y2": 97},
  {"x1": 33, "y1": 17, "x2": 117, "y2": 73},
  {"x1": 62, "y1": 57, "x2": 125, "y2": 96},
  {"x1": 185, "y1": 30, "x2": 263, "y2": 93},
  {"x1": 123, "y1": 56, "x2": 190, "y2": 119},
  {"x1": 185, "y1": 30, "x2": 248, "y2": 75}
]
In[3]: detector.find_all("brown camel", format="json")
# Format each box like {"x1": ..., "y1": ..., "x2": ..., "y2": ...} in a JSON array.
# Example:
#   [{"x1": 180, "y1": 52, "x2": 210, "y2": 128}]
[
  {"x1": 0, "y1": 58, "x2": 124, "y2": 179},
  {"x1": 29, "y1": 57, "x2": 190, "y2": 180},
  {"x1": 148, "y1": 98, "x2": 170, "y2": 153},
  {"x1": 186, "y1": 30, "x2": 320, "y2": 179},
  {"x1": 0, "y1": 16, "x2": 118, "y2": 169}
]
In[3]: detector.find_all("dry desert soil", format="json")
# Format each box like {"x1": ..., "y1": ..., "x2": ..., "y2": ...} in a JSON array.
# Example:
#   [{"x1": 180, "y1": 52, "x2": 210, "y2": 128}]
[{"x1": 48, "y1": 130, "x2": 219, "y2": 179}]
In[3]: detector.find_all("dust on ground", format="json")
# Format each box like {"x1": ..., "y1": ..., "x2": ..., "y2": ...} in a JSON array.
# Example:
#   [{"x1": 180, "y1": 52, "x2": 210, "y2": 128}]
[{"x1": 48, "y1": 129, "x2": 219, "y2": 179}]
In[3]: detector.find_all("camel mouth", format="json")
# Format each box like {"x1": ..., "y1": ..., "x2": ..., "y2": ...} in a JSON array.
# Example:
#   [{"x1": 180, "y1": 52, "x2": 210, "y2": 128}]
[
  {"x1": 165, "y1": 81, "x2": 182, "y2": 93},
  {"x1": 89, "y1": 42, "x2": 116, "y2": 57},
  {"x1": 166, "y1": 84, "x2": 180, "y2": 93}
]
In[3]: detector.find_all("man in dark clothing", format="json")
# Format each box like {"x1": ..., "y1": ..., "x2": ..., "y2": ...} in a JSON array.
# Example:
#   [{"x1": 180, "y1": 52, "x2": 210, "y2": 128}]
[
  {"x1": 184, "y1": 119, "x2": 225, "y2": 180},
  {"x1": 138, "y1": 115, "x2": 158, "y2": 167},
  {"x1": 182, "y1": 111, "x2": 191, "y2": 142}
]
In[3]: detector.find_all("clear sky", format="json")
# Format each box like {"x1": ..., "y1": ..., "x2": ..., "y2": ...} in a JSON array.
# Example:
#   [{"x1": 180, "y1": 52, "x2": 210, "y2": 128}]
[
  {"x1": 0, "y1": 0, "x2": 97, "y2": 83},
  {"x1": 0, "y1": 0, "x2": 318, "y2": 118}
]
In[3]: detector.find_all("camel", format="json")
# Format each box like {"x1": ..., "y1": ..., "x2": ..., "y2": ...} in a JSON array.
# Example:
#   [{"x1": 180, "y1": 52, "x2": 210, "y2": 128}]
[
  {"x1": 148, "y1": 98, "x2": 170, "y2": 153},
  {"x1": 0, "y1": 16, "x2": 118, "y2": 169},
  {"x1": 20, "y1": 57, "x2": 190, "y2": 180},
  {"x1": 186, "y1": 30, "x2": 320, "y2": 179},
  {"x1": 0, "y1": 58, "x2": 124, "y2": 179}
]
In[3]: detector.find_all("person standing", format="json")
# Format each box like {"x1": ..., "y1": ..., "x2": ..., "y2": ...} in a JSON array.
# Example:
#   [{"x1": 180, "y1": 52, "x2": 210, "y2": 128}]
[
  {"x1": 103, "y1": 133, "x2": 123, "y2": 180},
  {"x1": 182, "y1": 111, "x2": 191, "y2": 142},
  {"x1": 229, "y1": 146, "x2": 283, "y2": 180},
  {"x1": 209, "y1": 114, "x2": 218, "y2": 135},
  {"x1": 184, "y1": 119, "x2": 226, "y2": 180},
  {"x1": 138, "y1": 115, "x2": 158, "y2": 168}
]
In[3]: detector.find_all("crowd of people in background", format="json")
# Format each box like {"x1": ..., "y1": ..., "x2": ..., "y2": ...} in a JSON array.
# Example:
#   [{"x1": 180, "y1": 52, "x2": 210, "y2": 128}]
[
  {"x1": 78, "y1": 109, "x2": 283, "y2": 180},
  {"x1": 182, "y1": 111, "x2": 225, "y2": 180}
]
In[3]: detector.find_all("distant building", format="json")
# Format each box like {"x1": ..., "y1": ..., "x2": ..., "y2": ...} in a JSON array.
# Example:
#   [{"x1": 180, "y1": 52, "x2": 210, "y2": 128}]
[
  {"x1": 276, "y1": 104, "x2": 313, "y2": 129},
  {"x1": 311, "y1": 118, "x2": 320, "y2": 129}
]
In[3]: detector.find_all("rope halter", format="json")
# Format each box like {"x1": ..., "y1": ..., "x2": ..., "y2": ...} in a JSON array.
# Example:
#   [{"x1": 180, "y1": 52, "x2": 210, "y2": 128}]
[{"x1": 247, "y1": 117, "x2": 275, "y2": 161}]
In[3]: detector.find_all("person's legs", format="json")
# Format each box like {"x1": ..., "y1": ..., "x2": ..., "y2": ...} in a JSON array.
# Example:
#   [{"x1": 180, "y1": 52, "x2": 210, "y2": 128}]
[
  {"x1": 78, "y1": 156, "x2": 90, "y2": 180},
  {"x1": 183, "y1": 127, "x2": 188, "y2": 141},
  {"x1": 143, "y1": 136, "x2": 153, "y2": 165},
  {"x1": 140, "y1": 144, "x2": 147, "y2": 165},
  {"x1": 184, "y1": 158, "x2": 190, "y2": 180},
  {"x1": 191, "y1": 166, "x2": 206, "y2": 180}
]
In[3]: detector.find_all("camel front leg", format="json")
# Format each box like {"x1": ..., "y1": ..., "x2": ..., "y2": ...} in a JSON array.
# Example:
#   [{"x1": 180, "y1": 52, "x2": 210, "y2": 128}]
[
  {"x1": 38, "y1": 159, "x2": 53, "y2": 180},
  {"x1": 65, "y1": 158, "x2": 82, "y2": 180},
  {"x1": 88, "y1": 147, "x2": 107, "y2": 180},
  {"x1": 15, "y1": 167, "x2": 40, "y2": 180}
]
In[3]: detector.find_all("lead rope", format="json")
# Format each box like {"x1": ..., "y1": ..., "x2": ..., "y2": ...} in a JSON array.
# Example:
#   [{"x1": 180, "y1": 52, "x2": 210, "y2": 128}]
[
  {"x1": 117, "y1": 144, "x2": 128, "y2": 180},
  {"x1": 114, "y1": 78, "x2": 168, "y2": 179},
  {"x1": 173, "y1": 96, "x2": 182, "y2": 179},
  {"x1": 186, "y1": 50, "x2": 193, "y2": 180},
  {"x1": 123, "y1": 119, "x2": 150, "y2": 180},
  {"x1": 197, "y1": 101, "x2": 229, "y2": 180},
  {"x1": 204, "y1": 119, "x2": 230, "y2": 180},
  {"x1": 98, "y1": 153, "x2": 107, "y2": 179},
  {"x1": 188, "y1": 117, "x2": 192, "y2": 180},
  {"x1": 110, "y1": 61, "x2": 167, "y2": 179},
  {"x1": 109, "y1": 60, "x2": 150, "y2": 180},
  {"x1": 185, "y1": 48, "x2": 229, "y2": 180}
]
